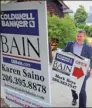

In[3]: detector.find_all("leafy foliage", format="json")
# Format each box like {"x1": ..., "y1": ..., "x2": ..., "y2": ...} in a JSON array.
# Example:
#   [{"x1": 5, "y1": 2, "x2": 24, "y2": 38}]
[
  {"x1": 84, "y1": 25, "x2": 89, "y2": 35},
  {"x1": 77, "y1": 23, "x2": 86, "y2": 29},
  {"x1": 88, "y1": 26, "x2": 92, "y2": 37},
  {"x1": 48, "y1": 13, "x2": 77, "y2": 48},
  {"x1": 83, "y1": 25, "x2": 92, "y2": 37},
  {"x1": 74, "y1": 5, "x2": 87, "y2": 24}
]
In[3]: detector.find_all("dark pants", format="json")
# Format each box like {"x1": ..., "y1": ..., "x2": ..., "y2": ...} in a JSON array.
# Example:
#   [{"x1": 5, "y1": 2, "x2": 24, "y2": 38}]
[{"x1": 71, "y1": 72, "x2": 90, "y2": 108}]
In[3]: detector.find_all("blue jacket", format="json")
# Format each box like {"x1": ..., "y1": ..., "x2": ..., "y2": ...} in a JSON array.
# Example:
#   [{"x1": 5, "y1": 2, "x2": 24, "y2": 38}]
[{"x1": 64, "y1": 41, "x2": 92, "y2": 69}]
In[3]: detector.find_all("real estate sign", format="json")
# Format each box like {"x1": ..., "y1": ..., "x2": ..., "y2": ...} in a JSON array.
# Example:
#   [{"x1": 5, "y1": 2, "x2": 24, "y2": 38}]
[
  {"x1": 1, "y1": 1, "x2": 51, "y2": 105},
  {"x1": 51, "y1": 50, "x2": 90, "y2": 93},
  {"x1": 4, "y1": 88, "x2": 50, "y2": 107}
]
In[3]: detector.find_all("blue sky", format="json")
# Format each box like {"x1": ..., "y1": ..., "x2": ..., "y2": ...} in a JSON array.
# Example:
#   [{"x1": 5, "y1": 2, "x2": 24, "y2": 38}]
[{"x1": 64, "y1": 1, "x2": 92, "y2": 13}]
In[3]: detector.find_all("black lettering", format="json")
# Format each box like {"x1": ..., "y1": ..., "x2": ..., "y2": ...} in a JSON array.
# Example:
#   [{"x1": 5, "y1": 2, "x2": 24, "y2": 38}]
[
  {"x1": 27, "y1": 38, "x2": 40, "y2": 57},
  {"x1": 5, "y1": 66, "x2": 9, "y2": 72},
  {"x1": 1, "y1": 35, "x2": 9, "y2": 53},
  {"x1": 2, "y1": 64, "x2": 21, "y2": 75},
  {"x1": 22, "y1": 37, "x2": 26, "y2": 56},
  {"x1": 13, "y1": 69, "x2": 21, "y2": 76},
  {"x1": 63, "y1": 77, "x2": 65, "y2": 80},
  {"x1": 73, "y1": 86, "x2": 77, "y2": 89},
  {"x1": 23, "y1": 69, "x2": 45, "y2": 82},
  {"x1": 55, "y1": 74, "x2": 60, "y2": 78},
  {"x1": 57, "y1": 63, "x2": 62, "y2": 70},
  {"x1": 2, "y1": 74, "x2": 6, "y2": 80},
  {"x1": 2, "y1": 64, "x2": 6, "y2": 71},
  {"x1": 9, "y1": 68, "x2": 13, "y2": 73},
  {"x1": 23, "y1": 69, "x2": 27, "y2": 77},
  {"x1": 40, "y1": 76, "x2": 44, "y2": 82},
  {"x1": 67, "y1": 78, "x2": 70, "y2": 82},
  {"x1": 42, "y1": 85, "x2": 46, "y2": 94},
  {"x1": 68, "y1": 83, "x2": 72, "y2": 87},
  {"x1": 31, "y1": 71, "x2": 34, "y2": 79},
  {"x1": 28, "y1": 81, "x2": 32, "y2": 89},
  {"x1": 53, "y1": 61, "x2": 58, "y2": 69},
  {"x1": 35, "y1": 74, "x2": 39, "y2": 80},
  {"x1": 63, "y1": 82, "x2": 67, "y2": 85},
  {"x1": 66, "y1": 65, "x2": 71, "y2": 72},
  {"x1": 33, "y1": 83, "x2": 37, "y2": 91},
  {"x1": 10, "y1": 37, "x2": 21, "y2": 55}
]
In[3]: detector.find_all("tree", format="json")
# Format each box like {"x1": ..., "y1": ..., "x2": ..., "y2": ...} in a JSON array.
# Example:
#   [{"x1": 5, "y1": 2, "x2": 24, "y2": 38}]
[
  {"x1": 88, "y1": 26, "x2": 92, "y2": 37},
  {"x1": 48, "y1": 13, "x2": 77, "y2": 48},
  {"x1": 84, "y1": 25, "x2": 89, "y2": 35},
  {"x1": 77, "y1": 23, "x2": 86, "y2": 29},
  {"x1": 74, "y1": 5, "x2": 87, "y2": 25},
  {"x1": 84, "y1": 25, "x2": 92, "y2": 37}
]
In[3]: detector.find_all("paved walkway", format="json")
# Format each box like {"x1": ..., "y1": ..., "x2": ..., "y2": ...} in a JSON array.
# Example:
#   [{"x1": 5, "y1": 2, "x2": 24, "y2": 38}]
[
  {"x1": 1, "y1": 78, "x2": 92, "y2": 107},
  {"x1": 51, "y1": 77, "x2": 92, "y2": 107}
]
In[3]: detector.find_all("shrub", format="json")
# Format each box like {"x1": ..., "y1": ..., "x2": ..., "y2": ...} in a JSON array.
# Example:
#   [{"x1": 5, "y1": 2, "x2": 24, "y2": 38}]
[
  {"x1": 77, "y1": 23, "x2": 86, "y2": 29},
  {"x1": 84, "y1": 25, "x2": 92, "y2": 37},
  {"x1": 48, "y1": 13, "x2": 77, "y2": 48},
  {"x1": 84, "y1": 25, "x2": 89, "y2": 35},
  {"x1": 88, "y1": 26, "x2": 92, "y2": 37},
  {"x1": 84, "y1": 37, "x2": 88, "y2": 43}
]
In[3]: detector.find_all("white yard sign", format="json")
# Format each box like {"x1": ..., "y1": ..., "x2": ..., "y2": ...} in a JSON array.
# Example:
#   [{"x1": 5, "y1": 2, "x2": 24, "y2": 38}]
[
  {"x1": 1, "y1": 1, "x2": 51, "y2": 105},
  {"x1": 51, "y1": 50, "x2": 90, "y2": 93},
  {"x1": 4, "y1": 88, "x2": 50, "y2": 107}
]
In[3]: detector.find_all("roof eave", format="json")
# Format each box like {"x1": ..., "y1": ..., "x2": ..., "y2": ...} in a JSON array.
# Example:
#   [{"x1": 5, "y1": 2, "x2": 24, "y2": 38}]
[
  {"x1": 63, "y1": 9, "x2": 73, "y2": 13},
  {"x1": 58, "y1": 0, "x2": 69, "y2": 9}
]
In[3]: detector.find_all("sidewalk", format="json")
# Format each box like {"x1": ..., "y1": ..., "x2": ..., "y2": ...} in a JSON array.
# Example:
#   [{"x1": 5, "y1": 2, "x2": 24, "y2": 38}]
[
  {"x1": 1, "y1": 78, "x2": 92, "y2": 107},
  {"x1": 51, "y1": 77, "x2": 92, "y2": 107}
]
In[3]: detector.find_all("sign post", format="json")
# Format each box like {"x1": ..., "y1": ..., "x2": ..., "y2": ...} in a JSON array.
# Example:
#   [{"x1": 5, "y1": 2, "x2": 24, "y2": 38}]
[{"x1": 1, "y1": 1, "x2": 51, "y2": 107}]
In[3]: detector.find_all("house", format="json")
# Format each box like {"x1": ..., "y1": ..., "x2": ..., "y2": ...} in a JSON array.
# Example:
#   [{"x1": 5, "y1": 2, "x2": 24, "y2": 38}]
[
  {"x1": 86, "y1": 6, "x2": 92, "y2": 26},
  {"x1": 16, "y1": 0, "x2": 73, "y2": 17},
  {"x1": 1, "y1": 0, "x2": 73, "y2": 17},
  {"x1": 86, "y1": 14, "x2": 92, "y2": 26},
  {"x1": 47, "y1": 0, "x2": 73, "y2": 17}
]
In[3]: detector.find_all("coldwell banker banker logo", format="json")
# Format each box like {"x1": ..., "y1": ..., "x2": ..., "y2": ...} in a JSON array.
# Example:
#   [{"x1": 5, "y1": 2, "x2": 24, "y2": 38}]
[
  {"x1": 52, "y1": 53, "x2": 74, "y2": 76},
  {"x1": 0, "y1": 10, "x2": 39, "y2": 35},
  {"x1": 56, "y1": 53, "x2": 74, "y2": 66}
]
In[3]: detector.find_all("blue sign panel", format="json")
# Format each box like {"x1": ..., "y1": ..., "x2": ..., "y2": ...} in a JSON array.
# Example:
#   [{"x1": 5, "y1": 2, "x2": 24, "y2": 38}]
[
  {"x1": 3, "y1": 57, "x2": 41, "y2": 70},
  {"x1": 0, "y1": 10, "x2": 39, "y2": 36},
  {"x1": 55, "y1": 53, "x2": 74, "y2": 66}
]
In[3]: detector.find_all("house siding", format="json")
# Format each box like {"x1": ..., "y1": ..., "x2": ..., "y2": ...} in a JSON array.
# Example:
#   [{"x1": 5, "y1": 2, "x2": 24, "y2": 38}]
[
  {"x1": 17, "y1": 0, "x2": 64, "y2": 17},
  {"x1": 47, "y1": 1, "x2": 64, "y2": 17}
]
